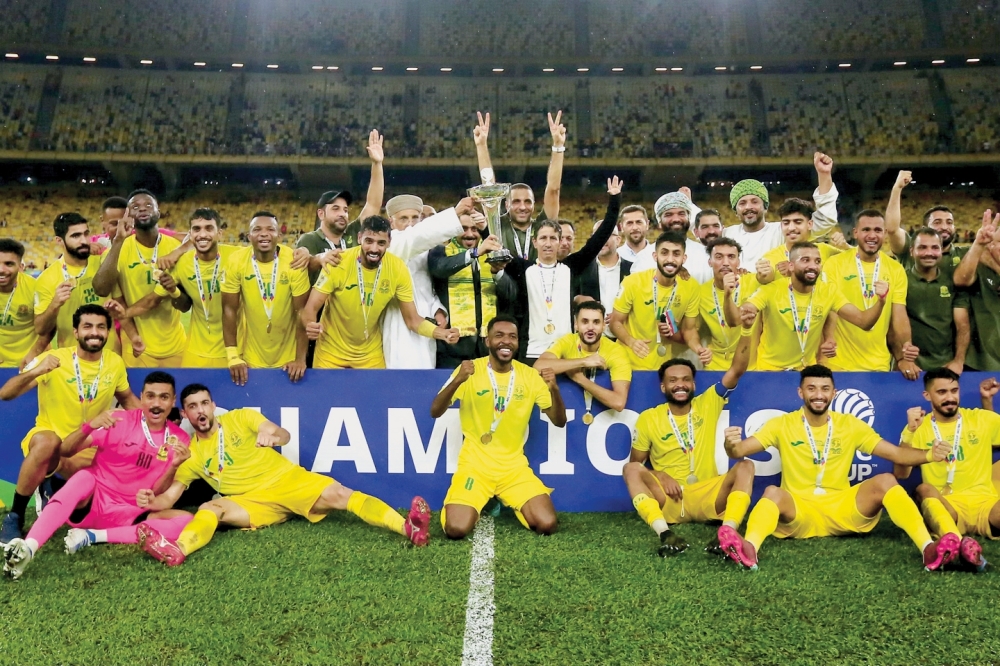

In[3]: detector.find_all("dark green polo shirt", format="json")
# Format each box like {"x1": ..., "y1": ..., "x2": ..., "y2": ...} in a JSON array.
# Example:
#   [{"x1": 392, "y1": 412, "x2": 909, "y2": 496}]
[
  {"x1": 905, "y1": 264, "x2": 969, "y2": 370},
  {"x1": 295, "y1": 223, "x2": 361, "y2": 285},
  {"x1": 498, "y1": 210, "x2": 547, "y2": 264},
  {"x1": 896, "y1": 236, "x2": 968, "y2": 276},
  {"x1": 963, "y1": 262, "x2": 1000, "y2": 371}
]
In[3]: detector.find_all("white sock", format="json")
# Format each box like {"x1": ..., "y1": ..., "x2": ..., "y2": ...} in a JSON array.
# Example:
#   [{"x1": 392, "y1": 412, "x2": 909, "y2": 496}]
[
  {"x1": 652, "y1": 519, "x2": 669, "y2": 535},
  {"x1": 723, "y1": 519, "x2": 738, "y2": 529},
  {"x1": 921, "y1": 539, "x2": 933, "y2": 552},
  {"x1": 89, "y1": 529, "x2": 108, "y2": 544},
  {"x1": 24, "y1": 537, "x2": 39, "y2": 554}
]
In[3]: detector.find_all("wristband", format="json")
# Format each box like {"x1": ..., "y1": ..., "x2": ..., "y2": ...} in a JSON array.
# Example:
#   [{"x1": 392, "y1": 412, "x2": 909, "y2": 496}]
[
  {"x1": 899, "y1": 428, "x2": 915, "y2": 444},
  {"x1": 417, "y1": 319, "x2": 437, "y2": 338},
  {"x1": 925, "y1": 448, "x2": 934, "y2": 463},
  {"x1": 226, "y1": 346, "x2": 245, "y2": 367},
  {"x1": 551, "y1": 145, "x2": 566, "y2": 153},
  {"x1": 81, "y1": 423, "x2": 95, "y2": 438},
  {"x1": 740, "y1": 326, "x2": 753, "y2": 337},
  {"x1": 167, "y1": 287, "x2": 182, "y2": 299}
]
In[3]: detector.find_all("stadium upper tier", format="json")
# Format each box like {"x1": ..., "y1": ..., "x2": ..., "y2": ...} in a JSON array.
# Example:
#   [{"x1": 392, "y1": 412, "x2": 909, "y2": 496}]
[
  {"x1": 1, "y1": 64, "x2": 998, "y2": 158},
  {"x1": 2, "y1": 0, "x2": 996, "y2": 58}
]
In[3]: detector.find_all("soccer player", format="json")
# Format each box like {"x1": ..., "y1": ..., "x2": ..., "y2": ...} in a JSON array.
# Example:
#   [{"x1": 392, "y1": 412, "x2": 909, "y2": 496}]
[
  {"x1": 739, "y1": 242, "x2": 887, "y2": 371},
  {"x1": 34, "y1": 213, "x2": 105, "y2": 349},
  {"x1": 720, "y1": 365, "x2": 952, "y2": 571},
  {"x1": 699, "y1": 237, "x2": 757, "y2": 371},
  {"x1": 534, "y1": 301, "x2": 632, "y2": 415},
  {"x1": 610, "y1": 230, "x2": 708, "y2": 371},
  {"x1": 0, "y1": 304, "x2": 137, "y2": 543},
  {"x1": 431, "y1": 315, "x2": 567, "y2": 538},
  {"x1": 756, "y1": 199, "x2": 843, "y2": 285},
  {"x1": 822, "y1": 210, "x2": 919, "y2": 378},
  {"x1": 222, "y1": 212, "x2": 310, "y2": 385},
  {"x1": 135, "y1": 383, "x2": 432, "y2": 566},
  {"x1": 895, "y1": 369, "x2": 1000, "y2": 572},
  {"x1": 0, "y1": 238, "x2": 42, "y2": 369},
  {"x1": 91, "y1": 189, "x2": 187, "y2": 367},
  {"x1": 2, "y1": 372, "x2": 192, "y2": 579},
  {"x1": 301, "y1": 215, "x2": 460, "y2": 369},
  {"x1": 623, "y1": 329, "x2": 753, "y2": 556}
]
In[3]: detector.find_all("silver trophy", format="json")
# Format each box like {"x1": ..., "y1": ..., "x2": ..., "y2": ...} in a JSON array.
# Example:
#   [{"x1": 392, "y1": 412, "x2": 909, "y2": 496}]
[{"x1": 468, "y1": 181, "x2": 513, "y2": 264}]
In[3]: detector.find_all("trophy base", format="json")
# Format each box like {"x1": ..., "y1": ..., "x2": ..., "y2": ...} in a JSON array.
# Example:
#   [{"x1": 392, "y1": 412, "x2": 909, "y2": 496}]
[{"x1": 486, "y1": 249, "x2": 513, "y2": 265}]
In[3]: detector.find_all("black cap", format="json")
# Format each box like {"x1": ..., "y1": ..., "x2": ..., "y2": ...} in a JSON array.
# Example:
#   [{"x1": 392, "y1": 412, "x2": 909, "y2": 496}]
[{"x1": 317, "y1": 190, "x2": 353, "y2": 208}]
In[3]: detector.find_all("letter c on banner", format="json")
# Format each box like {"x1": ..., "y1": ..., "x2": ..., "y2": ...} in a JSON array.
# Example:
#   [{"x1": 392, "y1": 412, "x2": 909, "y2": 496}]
[
  {"x1": 586, "y1": 409, "x2": 640, "y2": 476},
  {"x1": 743, "y1": 408, "x2": 786, "y2": 477}
]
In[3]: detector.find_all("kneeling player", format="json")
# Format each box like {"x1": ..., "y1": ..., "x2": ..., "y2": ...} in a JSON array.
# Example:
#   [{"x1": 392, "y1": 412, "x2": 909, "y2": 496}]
[
  {"x1": 623, "y1": 329, "x2": 754, "y2": 556},
  {"x1": 3, "y1": 372, "x2": 191, "y2": 579},
  {"x1": 722, "y1": 365, "x2": 951, "y2": 571},
  {"x1": 138, "y1": 384, "x2": 431, "y2": 566},
  {"x1": 895, "y1": 370, "x2": 1000, "y2": 572},
  {"x1": 431, "y1": 315, "x2": 567, "y2": 538}
]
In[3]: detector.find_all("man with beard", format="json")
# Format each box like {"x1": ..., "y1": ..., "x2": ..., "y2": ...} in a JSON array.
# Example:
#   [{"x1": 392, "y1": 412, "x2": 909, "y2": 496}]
[
  {"x1": 739, "y1": 242, "x2": 887, "y2": 371},
  {"x1": 756, "y1": 199, "x2": 844, "y2": 285},
  {"x1": 473, "y1": 111, "x2": 565, "y2": 264},
  {"x1": 721, "y1": 365, "x2": 954, "y2": 571},
  {"x1": 2, "y1": 372, "x2": 191, "y2": 579},
  {"x1": 610, "y1": 230, "x2": 708, "y2": 371},
  {"x1": 952, "y1": 211, "x2": 1000, "y2": 371},
  {"x1": 0, "y1": 305, "x2": 137, "y2": 543},
  {"x1": 557, "y1": 221, "x2": 575, "y2": 262},
  {"x1": 903, "y1": 228, "x2": 970, "y2": 374},
  {"x1": 616, "y1": 205, "x2": 654, "y2": 267},
  {"x1": 135, "y1": 383, "x2": 432, "y2": 567},
  {"x1": 724, "y1": 153, "x2": 838, "y2": 267},
  {"x1": 885, "y1": 171, "x2": 968, "y2": 275},
  {"x1": 573, "y1": 219, "x2": 631, "y2": 333},
  {"x1": 430, "y1": 214, "x2": 518, "y2": 368},
  {"x1": 296, "y1": 130, "x2": 386, "y2": 284},
  {"x1": 894, "y1": 369, "x2": 1000, "y2": 573},
  {"x1": 0, "y1": 239, "x2": 43, "y2": 369},
  {"x1": 698, "y1": 238, "x2": 758, "y2": 371},
  {"x1": 301, "y1": 216, "x2": 460, "y2": 369},
  {"x1": 535, "y1": 301, "x2": 632, "y2": 417},
  {"x1": 431, "y1": 315, "x2": 567, "y2": 538},
  {"x1": 624, "y1": 329, "x2": 753, "y2": 557},
  {"x1": 34, "y1": 214, "x2": 105, "y2": 349},
  {"x1": 822, "y1": 210, "x2": 919, "y2": 378},
  {"x1": 632, "y1": 190, "x2": 712, "y2": 284},
  {"x1": 92, "y1": 190, "x2": 187, "y2": 367},
  {"x1": 222, "y1": 212, "x2": 310, "y2": 385}
]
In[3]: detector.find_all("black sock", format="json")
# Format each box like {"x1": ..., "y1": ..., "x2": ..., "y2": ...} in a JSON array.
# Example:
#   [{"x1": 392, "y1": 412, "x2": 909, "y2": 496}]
[
  {"x1": 48, "y1": 475, "x2": 67, "y2": 494},
  {"x1": 11, "y1": 493, "x2": 30, "y2": 525}
]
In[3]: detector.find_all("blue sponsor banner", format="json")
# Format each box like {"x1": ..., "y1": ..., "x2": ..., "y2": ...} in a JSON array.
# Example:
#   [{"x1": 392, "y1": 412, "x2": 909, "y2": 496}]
[{"x1": 1, "y1": 369, "x2": 996, "y2": 512}]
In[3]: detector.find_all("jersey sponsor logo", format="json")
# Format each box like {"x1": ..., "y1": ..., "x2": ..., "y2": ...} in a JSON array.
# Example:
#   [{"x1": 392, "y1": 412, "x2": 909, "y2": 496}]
[
  {"x1": 476, "y1": 389, "x2": 490, "y2": 396},
  {"x1": 844, "y1": 275, "x2": 858, "y2": 281},
  {"x1": 127, "y1": 262, "x2": 143, "y2": 269},
  {"x1": 778, "y1": 307, "x2": 792, "y2": 314},
  {"x1": 831, "y1": 388, "x2": 875, "y2": 426},
  {"x1": 345, "y1": 284, "x2": 358, "y2": 291},
  {"x1": 660, "y1": 432, "x2": 674, "y2": 441},
  {"x1": 789, "y1": 440, "x2": 806, "y2": 447},
  {"x1": 643, "y1": 299, "x2": 654, "y2": 306}
]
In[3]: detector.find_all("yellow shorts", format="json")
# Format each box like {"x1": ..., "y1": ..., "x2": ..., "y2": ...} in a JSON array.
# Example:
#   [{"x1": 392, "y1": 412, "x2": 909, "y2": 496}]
[
  {"x1": 443, "y1": 462, "x2": 551, "y2": 513},
  {"x1": 226, "y1": 467, "x2": 334, "y2": 529},
  {"x1": 943, "y1": 490, "x2": 1000, "y2": 539},
  {"x1": 19, "y1": 426, "x2": 96, "y2": 473},
  {"x1": 124, "y1": 352, "x2": 185, "y2": 368},
  {"x1": 658, "y1": 474, "x2": 726, "y2": 524},
  {"x1": 774, "y1": 485, "x2": 881, "y2": 539},
  {"x1": 312, "y1": 346, "x2": 384, "y2": 369},
  {"x1": 181, "y1": 350, "x2": 227, "y2": 368}
]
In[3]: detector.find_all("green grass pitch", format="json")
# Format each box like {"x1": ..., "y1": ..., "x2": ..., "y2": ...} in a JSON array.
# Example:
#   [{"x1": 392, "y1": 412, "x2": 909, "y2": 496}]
[{"x1": 3, "y1": 510, "x2": 1000, "y2": 665}]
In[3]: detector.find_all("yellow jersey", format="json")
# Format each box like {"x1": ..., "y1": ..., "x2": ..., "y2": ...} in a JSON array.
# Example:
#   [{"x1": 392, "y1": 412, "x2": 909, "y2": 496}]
[
  {"x1": 176, "y1": 408, "x2": 297, "y2": 496},
  {"x1": 753, "y1": 409, "x2": 882, "y2": 495},
  {"x1": 445, "y1": 357, "x2": 552, "y2": 469},
  {"x1": 33, "y1": 255, "x2": 104, "y2": 348},
  {"x1": 25, "y1": 346, "x2": 129, "y2": 438},
  {"x1": 221, "y1": 246, "x2": 310, "y2": 368},
  {"x1": 822, "y1": 251, "x2": 907, "y2": 372},
  {"x1": 902, "y1": 408, "x2": 1000, "y2": 496},
  {"x1": 747, "y1": 279, "x2": 850, "y2": 371},
  {"x1": 155, "y1": 244, "x2": 240, "y2": 364},
  {"x1": 632, "y1": 383, "x2": 730, "y2": 483},
  {"x1": 698, "y1": 273, "x2": 758, "y2": 371},
  {"x1": 613, "y1": 269, "x2": 700, "y2": 371},
  {"x1": 312, "y1": 247, "x2": 415, "y2": 368},
  {"x1": 112, "y1": 234, "x2": 187, "y2": 359},
  {"x1": 760, "y1": 243, "x2": 843, "y2": 284},
  {"x1": 544, "y1": 333, "x2": 632, "y2": 383},
  {"x1": 0, "y1": 274, "x2": 39, "y2": 368}
]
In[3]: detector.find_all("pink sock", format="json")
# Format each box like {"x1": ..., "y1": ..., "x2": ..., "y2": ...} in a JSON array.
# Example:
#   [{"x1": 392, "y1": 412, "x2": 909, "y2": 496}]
[
  {"x1": 105, "y1": 515, "x2": 193, "y2": 544},
  {"x1": 26, "y1": 471, "x2": 96, "y2": 549}
]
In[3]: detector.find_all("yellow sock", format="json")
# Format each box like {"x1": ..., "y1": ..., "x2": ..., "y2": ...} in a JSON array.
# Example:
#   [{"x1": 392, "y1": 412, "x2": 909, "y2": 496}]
[
  {"x1": 722, "y1": 490, "x2": 752, "y2": 528},
  {"x1": 176, "y1": 509, "x2": 219, "y2": 556},
  {"x1": 883, "y1": 485, "x2": 933, "y2": 551},
  {"x1": 347, "y1": 491, "x2": 405, "y2": 535},
  {"x1": 921, "y1": 497, "x2": 960, "y2": 538},
  {"x1": 632, "y1": 493, "x2": 668, "y2": 535},
  {"x1": 744, "y1": 498, "x2": 779, "y2": 551}
]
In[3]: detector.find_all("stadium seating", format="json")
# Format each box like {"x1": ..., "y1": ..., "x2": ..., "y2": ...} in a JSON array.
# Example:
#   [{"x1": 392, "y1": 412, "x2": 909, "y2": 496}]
[
  {"x1": 0, "y1": 65, "x2": 46, "y2": 151},
  {"x1": 588, "y1": 0, "x2": 746, "y2": 58},
  {"x1": 940, "y1": 0, "x2": 1000, "y2": 47},
  {"x1": 758, "y1": 0, "x2": 925, "y2": 54},
  {"x1": 943, "y1": 70, "x2": 1000, "y2": 154},
  {"x1": 244, "y1": 0, "x2": 406, "y2": 56},
  {"x1": 418, "y1": 0, "x2": 574, "y2": 58}
]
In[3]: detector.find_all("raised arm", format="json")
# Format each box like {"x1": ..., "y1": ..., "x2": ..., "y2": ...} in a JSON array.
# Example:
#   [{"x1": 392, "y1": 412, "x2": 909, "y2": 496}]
[
  {"x1": 720, "y1": 332, "x2": 752, "y2": 389},
  {"x1": 389, "y1": 201, "x2": 469, "y2": 261},
  {"x1": 681, "y1": 315, "x2": 711, "y2": 366},
  {"x1": 885, "y1": 170, "x2": 911, "y2": 256},
  {"x1": 809, "y1": 152, "x2": 838, "y2": 238},
  {"x1": 34, "y1": 281, "x2": 73, "y2": 336},
  {"x1": 542, "y1": 111, "x2": 566, "y2": 221},
  {"x1": 537, "y1": 366, "x2": 567, "y2": 427},
  {"x1": 836, "y1": 282, "x2": 887, "y2": 331},
  {"x1": 255, "y1": 419, "x2": 291, "y2": 448},
  {"x1": 954, "y1": 211, "x2": 998, "y2": 287},
  {"x1": 358, "y1": 129, "x2": 385, "y2": 221},
  {"x1": 92, "y1": 212, "x2": 133, "y2": 297},
  {"x1": 723, "y1": 427, "x2": 766, "y2": 459},
  {"x1": 564, "y1": 179, "x2": 622, "y2": 273},
  {"x1": 473, "y1": 112, "x2": 493, "y2": 175},
  {"x1": 0, "y1": 353, "x2": 58, "y2": 400},
  {"x1": 431, "y1": 362, "x2": 473, "y2": 419}
]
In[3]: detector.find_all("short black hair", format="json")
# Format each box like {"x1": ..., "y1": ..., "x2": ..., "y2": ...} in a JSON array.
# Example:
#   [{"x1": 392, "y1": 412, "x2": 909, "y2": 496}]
[
  {"x1": 360, "y1": 215, "x2": 392, "y2": 236},
  {"x1": 190, "y1": 208, "x2": 221, "y2": 225},
  {"x1": 142, "y1": 371, "x2": 176, "y2": 393},
  {"x1": 788, "y1": 240, "x2": 819, "y2": 260},
  {"x1": 912, "y1": 227, "x2": 942, "y2": 243},
  {"x1": 251, "y1": 210, "x2": 278, "y2": 224},
  {"x1": 0, "y1": 238, "x2": 25, "y2": 259},
  {"x1": 658, "y1": 358, "x2": 696, "y2": 382},
  {"x1": 694, "y1": 208, "x2": 722, "y2": 226},
  {"x1": 486, "y1": 314, "x2": 519, "y2": 334},
  {"x1": 705, "y1": 236, "x2": 742, "y2": 255},
  {"x1": 854, "y1": 209, "x2": 885, "y2": 225},
  {"x1": 618, "y1": 204, "x2": 648, "y2": 222},
  {"x1": 558, "y1": 220, "x2": 575, "y2": 232},
  {"x1": 654, "y1": 230, "x2": 687, "y2": 251},
  {"x1": 777, "y1": 198, "x2": 815, "y2": 219},
  {"x1": 799, "y1": 364, "x2": 834, "y2": 386},
  {"x1": 923, "y1": 367, "x2": 960, "y2": 389},
  {"x1": 180, "y1": 382, "x2": 213, "y2": 406},
  {"x1": 573, "y1": 300, "x2": 606, "y2": 318},
  {"x1": 101, "y1": 196, "x2": 128, "y2": 212},
  {"x1": 72, "y1": 303, "x2": 112, "y2": 329},
  {"x1": 127, "y1": 189, "x2": 157, "y2": 202},
  {"x1": 54, "y1": 212, "x2": 89, "y2": 240},
  {"x1": 922, "y1": 206, "x2": 953, "y2": 224}
]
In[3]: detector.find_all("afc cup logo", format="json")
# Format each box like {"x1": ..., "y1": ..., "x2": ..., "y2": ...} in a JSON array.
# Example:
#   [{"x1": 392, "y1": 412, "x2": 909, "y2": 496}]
[{"x1": 831, "y1": 388, "x2": 875, "y2": 426}]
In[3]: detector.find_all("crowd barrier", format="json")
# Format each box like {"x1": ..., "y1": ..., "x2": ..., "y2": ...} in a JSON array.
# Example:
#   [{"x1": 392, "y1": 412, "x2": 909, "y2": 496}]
[{"x1": 1, "y1": 369, "x2": 996, "y2": 511}]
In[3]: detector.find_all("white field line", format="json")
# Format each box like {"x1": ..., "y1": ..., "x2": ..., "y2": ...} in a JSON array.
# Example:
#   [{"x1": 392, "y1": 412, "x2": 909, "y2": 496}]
[{"x1": 461, "y1": 515, "x2": 495, "y2": 666}]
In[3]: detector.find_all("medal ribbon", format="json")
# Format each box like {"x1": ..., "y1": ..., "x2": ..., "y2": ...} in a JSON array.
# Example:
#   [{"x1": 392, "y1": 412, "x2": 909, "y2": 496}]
[
  {"x1": 930, "y1": 414, "x2": 962, "y2": 487},
  {"x1": 855, "y1": 253, "x2": 881, "y2": 308},
  {"x1": 486, "y1": 361, "x2": 516, "y2": 438},
  {"x1": 577, "y1": 342, "x2": 597, "y2": 416},
  {"x1": 61, "y1": 260, "x2": 88, "y2": 286},
  {"x1": 251, "y1": 253, "x2": 280, "y2": 329},
  {"x1": 802, "y1": 414, "x2": 834, "y2": 491},
  {"x1": 355, "y1": 256, "x2": 384, "y2": 339},
  {"x1": 0, "y1": 282, "x2": 16, "y2": 327},
  {"x1": 667, "y1": 408, "x2": 697, "y2": 478},
  {"x1": 136, "y1": 234, "x2": 161, "y2": 271},
  {"x1": 511, "y1": 223, "x2": 532, "y2": 260},
  {"x1": 193, "y1": 254, "x2": 221, "y2": 325},
  {"x1": 538, "y1": 262, "x2": 557, "y2": 328},
  {"x1": 139, "y1": 413, "x2": 159, "y2": 449},
  {"x1": 215, "y1": 426, "x2": 226, "y2": 491},
  {"x1": 72, "y1": 351, "x2": 104, "y2": 410},
  {"x1": 653, "y1": 276, "x2": 678, "y2": 344},
  {"x1": 788, "y1": 285, "x2": 814, "y2": 363}
]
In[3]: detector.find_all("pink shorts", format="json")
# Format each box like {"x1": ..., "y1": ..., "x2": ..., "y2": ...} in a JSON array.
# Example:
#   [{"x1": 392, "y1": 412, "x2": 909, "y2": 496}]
[{"x1": 70, "y1": 486, "x2": 147, "y2": 529}]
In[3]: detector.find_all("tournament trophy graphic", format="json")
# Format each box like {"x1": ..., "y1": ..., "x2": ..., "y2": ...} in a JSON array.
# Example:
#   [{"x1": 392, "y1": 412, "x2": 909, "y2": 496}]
[{"x1": 468, "y1": 168, "x2": 512, "y2": 264}]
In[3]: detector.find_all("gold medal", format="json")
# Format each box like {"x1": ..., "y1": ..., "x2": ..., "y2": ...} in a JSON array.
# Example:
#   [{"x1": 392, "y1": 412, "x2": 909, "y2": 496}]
[
  {"x1": 67, "y1": 278, "x2": 77, "y2": 288},
  {"x1": 686, "y1": 474, "x2": 698, "y2": 486},
  {"x1": 166, "y1": 434, "x2": 178, "y2": 447},
  {"x1": 266, "y1": 321, "x2": 272, "y2": 334},
  {"x1": 151, "y1": 268, "x2": 164, "y2": 282},
  {"x1": 544, "y1": 322, "x2": 555, "y2": 334},
  {"x1": 481, "y1": 432, "x2": 493, "y2": 444},
  {"x1": 656, "y1": 345, "x2": 667, "y2": 356},
  {"x1": 582, "y1": 412, "x2": 594, "y2": 425},
  {"x1": 156, "y1": 445, "x2": 169, "y2": 461}
]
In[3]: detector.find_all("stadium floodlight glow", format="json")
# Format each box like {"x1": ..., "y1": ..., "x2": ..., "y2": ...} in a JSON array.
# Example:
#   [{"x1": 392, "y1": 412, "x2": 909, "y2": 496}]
[
  {"x1": 655, "y1": 67, "x2": 668, "y2": 72},
  {"x1": 440, "y1": 67, "x2": 452, "y2": 72},
  {"x1": 311, "y1": 65, "x2": 323, "y2": 70},
  {"x1": 45, "y1": 55, "x2": 59, "y2": 60},
  {"x1": 750, "y1": 65, "x2": 763, "y2": 70},
  {"x1": 326, "y1": 66, "x2": 338, "y2": 70},
  {"x1": 232, "y1": 63, "x2": 244, "y2": 68},
  {"x1": 267, "y1": 64, "x2": 279, "y2": 69},
  {"x1": 894, "y1": 61, "x2": 907, "y2": 66},
  {"x1": 611, "y1": 67, "x2": 623, "y2": 72},
  {"x1": 932, "y1": 59, "x2": 945, "y2": 64},
  {"x1": 194, "y1": 61, "x2": 206, "y2": 66},
  {"x1": 671, "y1": 67, "x2": 683, "y2": 71},
  {"x1": 5, "y1": 53, "x2": 17, "y2": 58},
  {"x1": 83, "y1": 57, "x2": 96, "y2": 62},
  {"x1": 406, "y1": 67, "x2": 418, "y2": 71},
  {"x1": 492, "y1": 68, "x2": 504, "y2": 72},
  {"x1": 372, "y1": 66, "x2": 384, "y2": 71},
  {"x1": 839, "y1": 63, "x2": 851, "y2": 68},
  {"x1": 140, "y1": 59, "x2": 153, "y2": 65},
  {"x1": 967, "y1": 58, "x2": 980, "y2": 63},
  {"x1": 715, "y1": 66, "x2": 727, "y2": 71},
  {"x1": 577, "y1": 67, "x2": 589, "y2": 72},
  {"x1": 542, "y1": 67, "x2": 555, "y2": 72}
]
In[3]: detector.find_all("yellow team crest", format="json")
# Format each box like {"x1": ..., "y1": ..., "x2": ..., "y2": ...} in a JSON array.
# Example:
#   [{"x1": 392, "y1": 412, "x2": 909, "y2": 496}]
[
  {"x1": 940, "y1": 285, "x2": 951, "y2": 298},
  {"x1": 379, "y1": 279, "x2": 390, "y2": 294}
]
